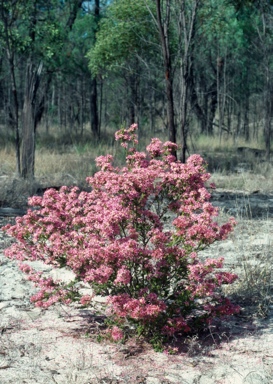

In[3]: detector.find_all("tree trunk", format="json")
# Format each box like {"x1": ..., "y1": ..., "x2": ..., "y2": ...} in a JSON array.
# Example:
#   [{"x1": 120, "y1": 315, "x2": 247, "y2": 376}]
[
  {"x1": 9, "y1": 56, "x2": 20, "y2": 175},
  {"x1": 5, "y1": 51, "x2": 20, "y2": 173},
  {"x1": 180, "y1": 65, "x2": 189, "y2": 163},
  {"x1": 179, "y1": 0, "x2": 199, "y2": 162},
  {"x1": 206, "y1": 83, "x2": 217, "y2": 135},
  {"x1": 265, "y1": 77, "x2": 272, "y2": 161},
  {"x1": 90, "y1": 76, "x2": 99, "y2": 137},
  {"x1": 128, "y1": 74, "x2": 135, "y2": 125},
  {"x1": 188, "y1": 63, "x2": 207, "y2": 134},
  {"x1": 89, "y1": 0, "x2": 100, "y2": 137},
  {"x1": 149, "y1": 85, "x2": 155, "y2": 133},
  {"x1": 243, "y1": 97, "x2": 250, "y2": 142},
  {"x1": 21, "y1": 62, "x2": 43, "y2": 179},
  {"x1": 21, "y1": 94, "x2": 35, "y2": 179},
  {"x1": 217, "y1": 55, "x2": 226, "y2": 144},
  {"x1": 156, "y1": 0, "x2": 176, "y2": 151}
]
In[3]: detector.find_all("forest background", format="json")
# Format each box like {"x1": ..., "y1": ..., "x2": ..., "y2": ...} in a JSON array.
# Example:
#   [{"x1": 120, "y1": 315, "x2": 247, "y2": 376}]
[{"x1": 1, "y1": 0, "x2": 273, "y2": 185}]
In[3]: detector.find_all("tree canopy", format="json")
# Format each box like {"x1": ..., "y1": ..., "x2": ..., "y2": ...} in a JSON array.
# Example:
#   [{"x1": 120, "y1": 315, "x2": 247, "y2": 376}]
[{"x1": 1, "y1": 0, "x2": 273, "y2": 175}]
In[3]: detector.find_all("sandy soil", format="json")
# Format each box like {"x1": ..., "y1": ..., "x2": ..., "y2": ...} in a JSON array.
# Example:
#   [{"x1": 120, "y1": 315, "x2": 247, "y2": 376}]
[{"x1": 0, "y1": 208, "x2": 273, "y2": 384}]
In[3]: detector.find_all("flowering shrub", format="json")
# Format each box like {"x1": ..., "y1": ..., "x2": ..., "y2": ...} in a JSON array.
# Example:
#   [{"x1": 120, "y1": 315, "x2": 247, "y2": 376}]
[{"x1": 2, "y1": 124, "x2": 239, "y2": 349}]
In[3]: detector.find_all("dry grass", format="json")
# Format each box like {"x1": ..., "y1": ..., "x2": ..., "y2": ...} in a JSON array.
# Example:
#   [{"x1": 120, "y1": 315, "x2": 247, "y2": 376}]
[
  {"x1": 35, "y1": 151, "x2": 96, "y2": 180},
  {"x1": 193, "y1": 133, "x2": 264, "y2": 153},
  {"x1": 200, "y1": 202, "x2": 273, "y2": 320},
  {"x1": 0, "y1": 123, "x2": 268, "y2": 175},
  {"x1": 0, "y1": 146, "x2": 17, "y2": 175},
  {"x1": 223, "y1": 216, "x2": 273, "y2": 317},
  {"x1": 210, "y1": 169, "x2": 273, "y2": 193}
]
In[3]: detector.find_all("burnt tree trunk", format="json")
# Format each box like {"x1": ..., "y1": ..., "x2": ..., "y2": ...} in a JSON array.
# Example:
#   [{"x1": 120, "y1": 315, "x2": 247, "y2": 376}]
[{"x1": 90, "y1": 76, "x2": 99, "y2": 138}]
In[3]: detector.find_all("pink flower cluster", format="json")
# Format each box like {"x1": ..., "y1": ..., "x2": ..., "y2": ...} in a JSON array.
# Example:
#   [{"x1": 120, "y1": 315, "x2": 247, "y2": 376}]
[
  {"x1": 110, "y1": 326, "x2": 124, "y2": 342},
  {"x1": 2, "y1": 124, "x2": 239, "y2": 344},
  {"x1": 108, "y1": 293, "x2": 167, "y2": 320},
  {"x1": 17, "y1": 263, "x2": 74, "y2": 308},
  {"x1": 115, "y1": 123, "x2": 138, "y2": 149}
]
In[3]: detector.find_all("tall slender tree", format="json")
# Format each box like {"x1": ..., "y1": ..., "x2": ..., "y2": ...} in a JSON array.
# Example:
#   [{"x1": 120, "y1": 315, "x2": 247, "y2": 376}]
[
  {"x1": 0, "y1": 0, "x2": 85, "y2": 179},
  {"x1": 155, "y1": 0, "x2": 176, "y2": 148},
  {"x1": 90, "y1": 0, "x2": 100, "y2": 138}
]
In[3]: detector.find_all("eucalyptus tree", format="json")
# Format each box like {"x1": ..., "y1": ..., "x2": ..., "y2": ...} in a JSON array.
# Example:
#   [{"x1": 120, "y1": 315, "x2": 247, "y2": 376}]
[
  {"x1": 0, "y1": 0, "x2": 25, "y2": 174},
  {"x1": 89, "y1": 0, "x2": 201, "y2": 160},
  {"x1": 145, "y1": 0, "x2": 201, "y2": 161},
  {"x1": 88, "y1": 0, "x2": 273, "y2": 159},
  {"x1": 56, "y1": 1, "x2": 104, "y2": 137},
  {"x1": 88, "y1": 0, "x2": 162, "y2": 132},
  {"x1": 190, "y1": 0, "x2": 246, "y2": 138},
  {"x1": 90, "y1": 0, "x2": 100, "y2": 137},
  {"x1": 153, "y1": 0, "x2": 176, "y2": 147},
  {"x1": 175, "y1": 0, "x2": 200, "y2": 161},
  {"x1": 0, "y1": 0, "x2": 85, "y2": 179},
  {"x1": 252, "y1": 1, "x2": 273, "y2": 160},
  {"x1": 229, "y1": 0, "x2": 273, "y2": 158}
]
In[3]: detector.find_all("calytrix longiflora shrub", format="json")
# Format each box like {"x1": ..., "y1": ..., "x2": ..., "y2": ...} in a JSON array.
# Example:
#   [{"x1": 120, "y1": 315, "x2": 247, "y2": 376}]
[{"x1": 3, "y1": 124, "x2": 239, "y2": 349}]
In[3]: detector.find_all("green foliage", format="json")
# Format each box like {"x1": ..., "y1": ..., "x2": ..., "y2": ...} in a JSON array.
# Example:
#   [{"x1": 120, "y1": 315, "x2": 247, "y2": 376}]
[
  {"x1": 88, "y1": 0, "x2": 157, "y2": 75},
  {"x1": 228, "y1": 0, "x2": 273, "y2": 12},
  {"x1": 65, "y1": 9, "x2": 99, "y2": 74},
  {"x1": 199, "y1": 0, "x2": 243, "y2": 52},
  {"x1": 0, "y1": 0, "x2": 95, "y2": 73}
]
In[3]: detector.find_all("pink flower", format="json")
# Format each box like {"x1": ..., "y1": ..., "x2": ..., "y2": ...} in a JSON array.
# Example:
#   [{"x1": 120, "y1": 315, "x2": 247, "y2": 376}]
[
  {"x1": 111, "y1": 326, "x2": 124, "y2": 341},
  {"x1": 85, "y1": 266, "x2": 114, "y2": 284},
  {"x1": 80, "y1": 295, "x2": 93, "y2": 306},
  {"x1": 146, "y1": 138, "x2": 163, "y2": 157},
  {"x1": 95, "y1": 155, "x2": 114, "y2": 171},
  {"x1": 114, "y1": 266, "x2": 131, "y2": 285}
]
